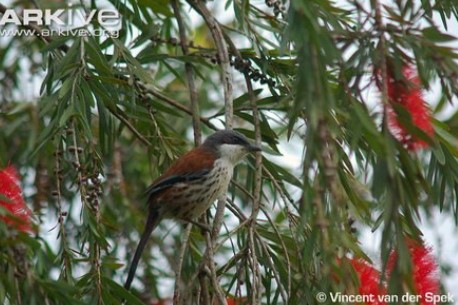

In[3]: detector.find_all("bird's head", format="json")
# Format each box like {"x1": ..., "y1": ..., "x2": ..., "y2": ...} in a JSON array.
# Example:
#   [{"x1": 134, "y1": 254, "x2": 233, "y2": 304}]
[{"x1": 202, "y1": 130, "x2": 261, "y2": 165}]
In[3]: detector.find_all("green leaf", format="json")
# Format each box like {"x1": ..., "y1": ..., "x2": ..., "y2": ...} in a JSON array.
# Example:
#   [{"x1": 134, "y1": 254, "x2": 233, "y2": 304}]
[
  {"x1": 105, "y1": 278, "x2": 148, "y2": 305},
  {"x1": 137, "y1": 0, "x2": 173, "y2": 17},
  {"x1": 422, "y1": 27, "x2": 457, "y2": 42}
]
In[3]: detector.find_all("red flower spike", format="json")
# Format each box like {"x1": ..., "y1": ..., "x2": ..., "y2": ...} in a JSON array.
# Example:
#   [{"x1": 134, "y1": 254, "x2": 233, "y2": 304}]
[
  {"x1": 226, "y1": 297, "x2": 249, "y2": 305},
  {"x1": 385, "y1": 65, "x2": 434, "y2": 150},
  {"x1": 350, "y1": 259, "x2": 387, "y2": 305},
  {"x1": 387, "y1": 239, "x2": 440, "y2": 305},
  {"x1": 0, "y1": 166, "x2": 32, "y2": 232}
]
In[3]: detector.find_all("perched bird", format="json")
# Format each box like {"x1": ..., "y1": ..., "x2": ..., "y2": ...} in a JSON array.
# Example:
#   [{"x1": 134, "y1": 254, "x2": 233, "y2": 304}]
[{"x1": 124, "y1": 130, "x2": 261, "y2": 290}]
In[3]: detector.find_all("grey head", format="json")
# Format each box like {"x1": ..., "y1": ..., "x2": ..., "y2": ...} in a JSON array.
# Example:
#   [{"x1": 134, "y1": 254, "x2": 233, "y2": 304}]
[{"x1": 202, "y1": 130, "x2": 261, "y2": 164}]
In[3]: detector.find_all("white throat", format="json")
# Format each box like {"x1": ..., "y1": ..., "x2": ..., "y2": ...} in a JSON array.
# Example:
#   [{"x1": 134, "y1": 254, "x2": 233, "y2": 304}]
[{"x1": 218, "y1": 144, "x2": 248, "y2": 165}]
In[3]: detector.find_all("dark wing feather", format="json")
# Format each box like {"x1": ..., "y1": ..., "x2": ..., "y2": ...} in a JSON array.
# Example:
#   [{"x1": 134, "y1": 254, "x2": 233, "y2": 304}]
[
  {"x1": 143, "y1": 169, "x2": 210, "y2": 203},
  {"x1": 143, "y1": 147, "x2": 217, "y2": 203}
]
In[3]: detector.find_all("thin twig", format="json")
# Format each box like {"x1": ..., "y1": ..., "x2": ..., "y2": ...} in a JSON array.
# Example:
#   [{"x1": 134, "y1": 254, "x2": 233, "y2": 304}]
[
  {"x1": 226, "y1": 194, "x2": 289, "y2": 303},
  {"x1": 170, "y1": 2, "x2": 205, "y2": 303},
  {"x1": 111, "y1": 110, "x2": 152, "y2": 146},
  {"x1": 244, "y1": 77, "x2": 262, "y2": 219},
  {"x1": 173, "y1": 223, "x2": 193, "y2": 305},
  {"x1": 244, "y1": 73, "x2": 263, "y2": 305},
  {"x1": 216, "y1": 248, "x2": 248, "y2": 275},
  {"x1": 187, "y1": 0, "x2": 233, "y2": 127},
  {"x1": 246, "y1": 229, "x2": 260, "y2": 304},
  {"x1": 210, "y1": 199, "x2": 225, "y2": 241},
  {"x1": 138, "y1": 82, "x2": 217, "y2": 130},
  {"x1": 374, "y1": 0, "x2": 389, "y2": 110},
  {"x1": 53, "y1": 140, "x2": 72, "y2": 280},
  {"x1": 171, "y1": 0, "x2": 202, "y2": 146},
  {"x1": 221, "y1": 197, "x2": 289, "y2": 303},
  {"x1": 259, "y1": 205, "x2": 291, "y2": 298},
  {"x1": 253, "y1": 231, "x2": 288, "y2": 303},
  {"x1": 204, "y1": 231, "x2": 228, "y2": 305},
  {"x1": 199, "y1": 274, "x2": 210, "y2": 305},
  {"x1": 71, "y1": 122, "x2": 102, "y2": 305}
]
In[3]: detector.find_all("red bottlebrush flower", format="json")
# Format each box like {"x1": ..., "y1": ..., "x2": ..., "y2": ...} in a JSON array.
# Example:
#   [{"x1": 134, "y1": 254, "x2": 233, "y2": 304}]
[
  {"x1": 0, "y1": 165, "x2": 32, "y2": 232},
  {"x1": 384, "y1": 65, "x2": 434, "y2": 150},
  {"x1": 349, "y1": 258, "x2": 386, "y2": 305},
  {"x1": 387, "y1": 239, "x2": 440, "y2": 305},
  {"x1": 226, "y1": 297, "x2": 249, "y2": 305}
]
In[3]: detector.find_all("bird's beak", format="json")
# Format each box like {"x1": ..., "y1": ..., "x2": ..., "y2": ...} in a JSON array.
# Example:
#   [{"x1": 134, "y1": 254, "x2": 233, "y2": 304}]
[{"x1": 247, "y1": 144, "x2": 262, "y2": 152}]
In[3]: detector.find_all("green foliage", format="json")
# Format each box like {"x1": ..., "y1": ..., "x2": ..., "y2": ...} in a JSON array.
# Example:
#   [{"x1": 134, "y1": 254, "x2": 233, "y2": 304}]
[{"x1": 1, "y1": 0, "x2": 458, "y2": 304}]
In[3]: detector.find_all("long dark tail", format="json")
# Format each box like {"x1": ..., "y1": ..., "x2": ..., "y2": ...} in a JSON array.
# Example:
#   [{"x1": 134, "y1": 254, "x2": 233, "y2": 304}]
[{"x1": 124, "y1": 208, "x2": 160, "y2": 290}]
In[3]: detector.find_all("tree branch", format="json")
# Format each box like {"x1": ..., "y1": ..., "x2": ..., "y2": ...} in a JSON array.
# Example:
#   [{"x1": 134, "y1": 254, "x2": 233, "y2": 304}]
[
  {"x1": 187, "y1": 0, "x2": 233, "y2": 128},
  {"x1": 244, "y1": 74, "x2": 263, "y2": 305},
  {"x1": 171, "y1": 0, "x2": 202, "y2": 146},
  {"x1": 138, "y1": 82, "x2": 217, "y2": 130},
  {"x1": 172, "y1": 223, "x2": 193, "y2": 305},
  {"x1": 111, "y1": 110, "x2": 152, "y2": 146}
]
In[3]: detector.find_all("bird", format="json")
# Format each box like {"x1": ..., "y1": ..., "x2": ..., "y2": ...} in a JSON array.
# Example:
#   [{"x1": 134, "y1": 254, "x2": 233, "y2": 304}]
[{"x1": 124, "y1": 130, "x2": 261, "y2": 290}]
